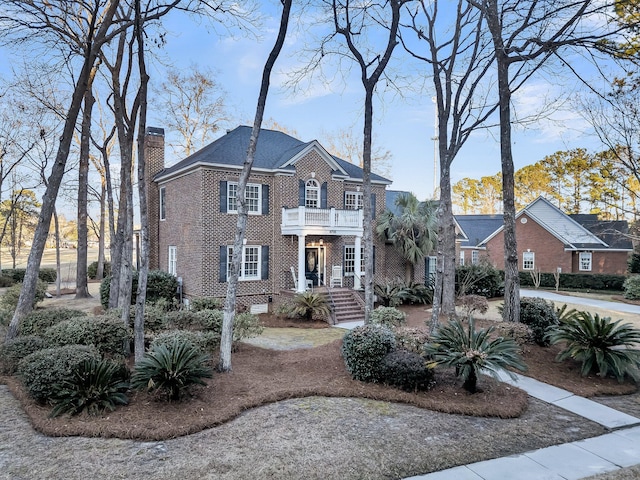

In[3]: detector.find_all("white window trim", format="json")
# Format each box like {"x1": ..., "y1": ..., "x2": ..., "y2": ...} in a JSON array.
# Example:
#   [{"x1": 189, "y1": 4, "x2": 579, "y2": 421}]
[
  {"x1": 305, "y1": 179, "x2": 320, "y2": 209},
  {"x1": 227, "y1": 245, "x2": 261, "y2": 281},
  {"x1": 522, "y1": 251, "x2": 535, "y2": 270},
  {"x1": 471, "y1": 250, "x2": 479, "y2": 265},
  {"x1": 168, "y1": 246, "x2": 177, "y2": 276},
  {"x1": 344, "y1": 245, "x2": 365, "y2": 276},
  {"x1": 459, "y1": 251, "x2": 465, "y2": 266},
  {"x1": 579, "y1": 252, "x2": 592, "y2": 272},
  {"x1": 345, "y1": 191, "x2": 363, "y2": 210},
  {"x1": 159, "y1": 186, "x2": 166, "y2": 221},
  {"x1": 227, "y1": 182, "x2": 262, "y2": 215}
]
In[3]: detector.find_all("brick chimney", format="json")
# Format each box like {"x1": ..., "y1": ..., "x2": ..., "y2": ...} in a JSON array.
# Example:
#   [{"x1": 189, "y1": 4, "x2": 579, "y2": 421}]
[{"x1": 145, "y1": 127, "x2": 165, "y2": 270}]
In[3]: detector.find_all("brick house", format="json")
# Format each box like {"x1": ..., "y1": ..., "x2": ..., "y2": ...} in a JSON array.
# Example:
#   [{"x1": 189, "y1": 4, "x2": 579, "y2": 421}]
[
  {"x1": 146, "y1": 126, "x2": 419, "y2": 310},
  {"x1": 456, "y1": 197, "x2": 632, "y2": 274}
]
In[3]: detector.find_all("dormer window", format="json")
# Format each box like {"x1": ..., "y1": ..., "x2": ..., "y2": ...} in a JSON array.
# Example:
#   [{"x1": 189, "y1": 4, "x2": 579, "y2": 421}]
[{"x1": 305, "y1": 179, "x2": 319, "y2": 208}]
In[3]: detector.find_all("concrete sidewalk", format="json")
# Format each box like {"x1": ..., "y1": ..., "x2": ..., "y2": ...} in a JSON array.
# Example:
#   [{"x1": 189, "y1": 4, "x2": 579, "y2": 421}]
[{"x1": 405, "y1": 372, "x2": 640, "y2": 480}]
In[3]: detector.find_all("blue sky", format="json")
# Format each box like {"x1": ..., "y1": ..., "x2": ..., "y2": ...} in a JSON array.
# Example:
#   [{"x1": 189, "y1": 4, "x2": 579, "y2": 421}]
[{"x1": 0, "y1": 2, "x2": 613, "y2": 205}]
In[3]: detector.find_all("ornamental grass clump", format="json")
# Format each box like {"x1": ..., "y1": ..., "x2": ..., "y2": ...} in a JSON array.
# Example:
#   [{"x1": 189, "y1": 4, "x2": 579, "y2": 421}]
[
  {"x1": 131, "y1": 340, "x2": 213, "y2": 401},
  {"x1": 547, "y1": 312, "x2": 640, "y2": 382},
  {"x1": 425, "y1": 318, "x2": 527, "y2": 393},
  {"x1": 49, "y1": 358, "x2": 129, "y2": 417}
]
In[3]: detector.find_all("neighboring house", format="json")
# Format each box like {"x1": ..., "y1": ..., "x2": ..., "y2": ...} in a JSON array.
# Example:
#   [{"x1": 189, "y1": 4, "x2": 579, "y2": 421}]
[
  {"x1": 146, "y1": 125, "x2": 415, "y2": 310},
  {"x1": 455, "y1": 197, "x2": 632, "y2": 275}
]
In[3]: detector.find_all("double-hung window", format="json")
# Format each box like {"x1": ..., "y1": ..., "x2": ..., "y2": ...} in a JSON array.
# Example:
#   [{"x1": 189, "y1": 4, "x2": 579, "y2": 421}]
[
  {"x1": 344, "y1": 245, "x2": 367, "y2": 276},
  {"x1": 227, "y1": 182, "x2": 261, "y2": 214},
  {"x1": 522, "y1": 251, "x2": 535, "y2": 270},
  {"x1": 345, "y1": 191, "x2": 363, "y2": 210},
  {"x1": 305, "y1": 179, "x2": 320, "y2": 208},
  {"x1": 471, "y1": 250, "x2": 479, "y2": 265},
  {"x1": 579, "y1": 252, "x2": 592, "y2": 271},
  {"x1": 459, "y1": 251, "x2": 465, "y2": 266},
  {"x1": 159, "y1": 186, "x2": 166, "y2": 221},
  {"x1": 227, "y1": 245, "x2": 261, "y2": 280},
  {"x1": 168, "y1": 246, "x2": 177, "y2": 276}
]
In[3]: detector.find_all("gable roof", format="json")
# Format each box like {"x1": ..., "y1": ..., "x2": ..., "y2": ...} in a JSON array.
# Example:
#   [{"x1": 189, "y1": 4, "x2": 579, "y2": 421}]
[
  {"x1": 481, "y1": 197, "x2": 615, "y2": 250},
  {"x1": 154, "y1": 125, "x2": 391, "y2": 185},
  {"x1": 455, "y1": 215, "x2": 504, "y2": 248},
  {"x1": 570, "y1": 214, "x2": 634, "y2": 250}
]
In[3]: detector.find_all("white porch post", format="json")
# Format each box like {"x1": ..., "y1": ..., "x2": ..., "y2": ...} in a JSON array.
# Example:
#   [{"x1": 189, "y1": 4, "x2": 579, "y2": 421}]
[
  {"x1": 297, "y1": 234, "x2": 306, "y2": 293},
  {"x1": 354, "y1": 234, "x2": 362, "y2": 290}
]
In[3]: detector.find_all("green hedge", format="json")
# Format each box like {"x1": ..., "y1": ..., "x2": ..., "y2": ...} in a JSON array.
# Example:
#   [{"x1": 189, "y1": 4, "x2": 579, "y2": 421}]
[
  {"x1": 2, "y1": 268, "x2": 57, "y2": 283},
  {"x1": 100, "y1": 270, "x2": 179, "y2": 309},
  {"x1": 518, "y1": 272, "x2": 626, "y2": 291}
]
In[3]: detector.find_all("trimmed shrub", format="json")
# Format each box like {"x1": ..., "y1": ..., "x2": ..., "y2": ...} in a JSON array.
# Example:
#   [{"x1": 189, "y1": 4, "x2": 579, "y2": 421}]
[
  {"x1": 131, "y1": 340, "x2": 213, "y2": 401},
  {"x1": 0, "y1": 307, "x2": 12, "y2": 326},
  {"x1": 491, "y1": 322, "x2": 534, "y2": 346},
  {"x1": 548, "y1": 312, "x2": 640, "y2": 382},
  {"x1": 150, "y1": 330, "x2": 220, "y2": 353},
  {"x1": 195, "y1": 309, "x2": 224, "y2": 331},
  {"x1": 100, "y1": 270, "x2": 179, "y2": 309},
  {"x1": 0, "y1": 275, "x2": 14, "y2": 287},
  {"x1": 190, "y1": 297, "x2": 222, "y2": 312},
  {"x1": 341, "y1": 324, "x2": 396, "y2": 383},
  {"x1": 380, "y1": 349, "x2": 435, "y2": 392},
  {"x1": 456, "y1": 264, "x2": 504, "y2": 298},
  {"x1": 18, "y1": 345, "x2": 101, "y2": 403},
  {"x1": 19, "y1": 308, "x2": 88, "y2": 336},
  {"x1": 370, "y1": 306, "x2": 407, "y2": 328},
  {"x1": 623, "y1": 275, "x2": 640, "y2": 300},
  {"x1": 1, "y1": 280, "x2": 48, "y2": 310},
  {"x1": 43, "y1": 315, "x2": 130, "y2": 357},
  {"x1": 87, "y1": 261, "x2": 111, "y2": 280},
  {"x1": 394, "y1": 327, "x2": 430, "y2": 355},
  {"x1": 2, "y1": 268, "x2": 56, "y2": 283},
  {"x1": 50, "y1": 358, "x2": 129, "y2": 417},
  {"x1": 0, "y1": 335, "x2": 47, "y2": 374},
  {"x1": 519, "y1": 297, "x2": 558, "y2": 346},
  {"x1": 233, "y1": 312, "x2": 264, "y2": 342},
  {"x1": 518, "y1": 271, "x2": 626, "y2": 291},
  {"x1": 135, "y1": 304, "x2": 169, "y2": 332},
  {"x1": 425, "y1": 318, "x2": 527, "y2": 393}
]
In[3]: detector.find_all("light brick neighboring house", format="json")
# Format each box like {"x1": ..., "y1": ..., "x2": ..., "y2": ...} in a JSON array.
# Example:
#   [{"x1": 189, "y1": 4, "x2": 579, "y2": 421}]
[
  {"x1": 146, "y1": 125, "x2": 410, "y2": 310},
  {"x1": 455, "y1": 197, "x2": 632, "y2": 275}
]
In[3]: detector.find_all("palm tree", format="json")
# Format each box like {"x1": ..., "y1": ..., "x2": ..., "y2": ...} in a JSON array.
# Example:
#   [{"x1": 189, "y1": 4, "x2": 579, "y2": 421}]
[{"x1": 376, "y1": 193, "x2": 437, "y2": 284}]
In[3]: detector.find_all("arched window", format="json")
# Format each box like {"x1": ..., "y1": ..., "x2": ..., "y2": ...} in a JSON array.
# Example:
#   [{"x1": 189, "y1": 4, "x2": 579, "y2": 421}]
[{"x1": 305, "y1": 179, "x2": 319, "y2": 208}]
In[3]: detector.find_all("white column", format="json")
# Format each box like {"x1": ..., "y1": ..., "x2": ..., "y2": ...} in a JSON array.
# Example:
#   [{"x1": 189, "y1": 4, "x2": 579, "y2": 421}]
[
  {"x1": 297, "y1": 234, "x2": 306, "y2": 293},
  {"x1": 354, "y1": 234, "x2": 362, "y2": 290}
]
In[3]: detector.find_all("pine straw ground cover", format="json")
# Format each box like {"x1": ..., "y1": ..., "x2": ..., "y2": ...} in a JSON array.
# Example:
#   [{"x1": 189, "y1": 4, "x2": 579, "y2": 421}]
[{"x1": 1, "y1": 304, "x2": 637, "y2": 442}]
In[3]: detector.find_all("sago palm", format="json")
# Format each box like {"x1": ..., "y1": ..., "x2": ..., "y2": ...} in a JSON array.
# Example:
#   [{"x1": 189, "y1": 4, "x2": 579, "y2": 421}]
[
  {"x1": 547, "y1": 312, "x2": 640, "y2": 382},
  {"x1": 425, "y1": 318, "x2": 527, "y2": 393},
  {"x1": 290, "y1": 291, "x2": 331, "y2": 321}
]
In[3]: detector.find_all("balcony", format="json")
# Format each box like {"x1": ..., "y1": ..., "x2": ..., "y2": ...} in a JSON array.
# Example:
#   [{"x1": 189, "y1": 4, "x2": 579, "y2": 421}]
[{"x1": 281, "y1": 207, "x2": 364, "y2": 236}]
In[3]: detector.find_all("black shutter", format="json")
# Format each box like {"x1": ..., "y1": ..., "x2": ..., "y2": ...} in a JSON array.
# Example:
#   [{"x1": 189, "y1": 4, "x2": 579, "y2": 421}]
[
  {"x1": 220, "y1": 181, "x2": 227, "y2": 213},
  {"x1": 261, "y1": 246, "x2": 269, "y2": 280},
  {"x1": 321, "y1": 182, "x2": 328, "y2": 209},
  {"x1": 299, "y1": 179, "x2": 305, "y2": 206},
  {"x1": 262, "y1": 184, "x2": 269, "y2": 215},
  {"x1": 371, "y1": 193, "x2": 377, "y2": 219},
  {"x1": 372, "y1": 245, "x2": 376, "y2": 275},
  {"x1": 342, "y1": 246, "x2": 346, "y2": 275},
  {"x1": 219, "y1": 246, "x2": 227, "y2": 282},
  {"x1": 343, "y1": 191, "x2": 347, "y2": 208}
]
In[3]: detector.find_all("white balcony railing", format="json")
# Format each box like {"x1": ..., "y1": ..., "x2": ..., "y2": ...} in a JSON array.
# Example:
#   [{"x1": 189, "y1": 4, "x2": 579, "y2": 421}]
[{"x1": 281, "y1": 207, "x2": 363, "y2": 234}]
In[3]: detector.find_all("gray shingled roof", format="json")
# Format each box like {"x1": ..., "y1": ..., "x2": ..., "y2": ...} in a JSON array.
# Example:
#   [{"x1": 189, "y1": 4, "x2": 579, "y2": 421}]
[
  {"x1": 155, "y1": 125, "x2": 391, "y2": 183},
  {"x1": 455, "y1": 215, "x2": 504, "y2": 247},
  {"x1": 571, "y1": 214, "x2": 633, "y2": 250}
]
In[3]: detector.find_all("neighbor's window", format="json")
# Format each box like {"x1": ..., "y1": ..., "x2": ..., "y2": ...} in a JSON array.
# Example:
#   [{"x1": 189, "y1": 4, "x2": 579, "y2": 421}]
[
  {"x1": 471, "y1": 250, "x2": 479, "y2": 265},
  {"x1": 345, "y1": 191, "x2": 363, "y2": 210},
  {"x1": 305, "y1": 179, "x2": 320, "y2": 208},
  {"x1": 459, "y1": 251, "x2": 465, "y2": 266},
  {"x1": 227, "y1": 245, "x2": 261, "y2": 280},
  {"x1": 168, "y1": 246, "x2": 177, "y2": 276},
  {"x1": 522, "y1": 251, "x2": 535, "y2": 270},
  {"x1": 579, "y1": 252, "x2": 592, "y2": 271},
  {"x1": 159, "y1": 186, "x2": 166, "y2": 220},
  {"x1": 227, "y1": 182, "x2": 261, "y2": 214}
]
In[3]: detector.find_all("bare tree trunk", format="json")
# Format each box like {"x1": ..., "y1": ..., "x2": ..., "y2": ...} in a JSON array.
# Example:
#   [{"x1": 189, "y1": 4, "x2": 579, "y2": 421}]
[
  {"x1": 5, "y1": 0, "x2": 118, "y2": 341},
  {"x1": 53, "y1": 208, "x2": 61, "y2": 297},
  {"x1": 219, "y1": 0, "x2": 292, "y2": 372},
  {"x1": 133, "y1": 0, "x2": 150, "y2": 364},
  {"x1": 76, "y1": 83, "x2": 96, "y2": 298},
  {"x1": 96, "y1": 179, "x2": 106, "y2": 280},
  {"x1": 361, "y1": 89, "x2": 375, "y2": 323}
]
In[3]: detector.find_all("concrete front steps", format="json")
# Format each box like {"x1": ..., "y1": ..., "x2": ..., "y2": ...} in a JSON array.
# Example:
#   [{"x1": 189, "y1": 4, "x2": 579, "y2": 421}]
[{"x1": 321, "y1": 288, "x2": 365, "y2": 324}]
